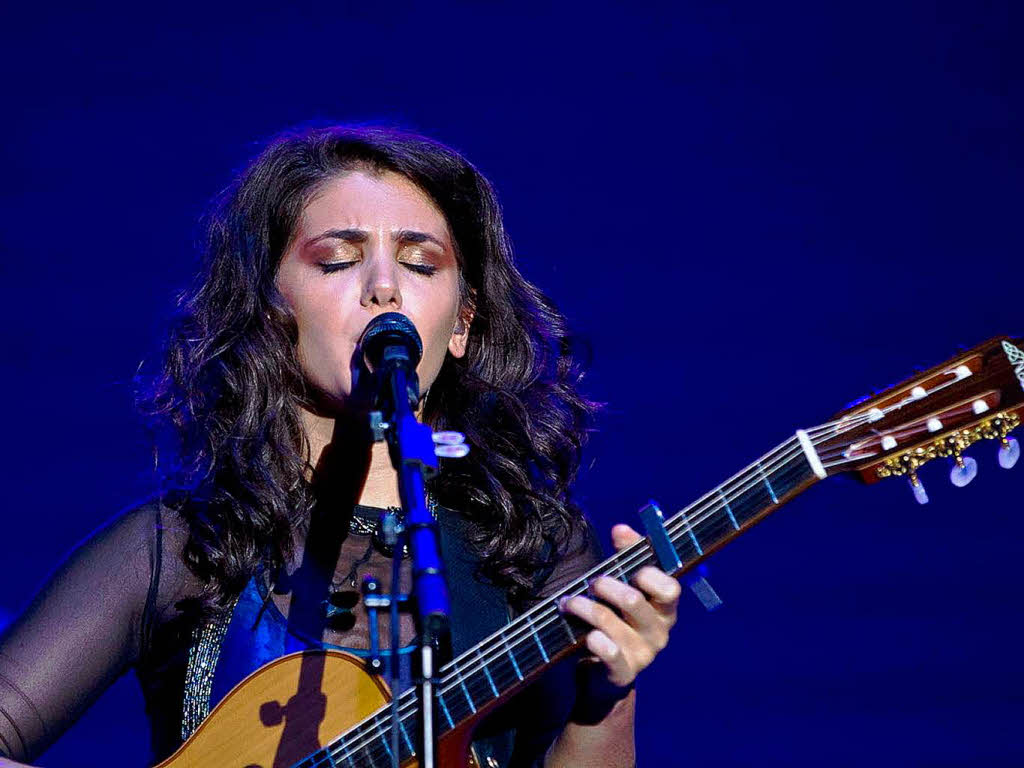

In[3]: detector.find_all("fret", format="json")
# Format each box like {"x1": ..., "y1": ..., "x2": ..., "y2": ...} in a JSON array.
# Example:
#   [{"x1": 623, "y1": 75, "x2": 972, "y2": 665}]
[
  {"x1": 305, "y1": 748, "x2": 339, "y2": 768},
  {"x1": 484, "y1": 647, "x2": 521, "y2": 691},
  {"x1": 511, "y1": 631, "x2": 544, "y2": 673},
  {"x1": 437, "y1": 690, "x2": 455, "y2": 728},
  {"x1": 377, "y1": 719, "x2": 394, "y2": 763},
  {"x1": 537, "y1": 607, "x2": 574, "y2": 654},
  {"x1": 501, "y1": 631, "x2": 524, "y2": 681},
  {"x1": 690, "y1": 495, "x2": 738, "y2": 546},
  {"x1": 726, "y1": 471, "x2": 774, "y2": 526},
  {"x1": 680, "y1": 511, "x2": 703, "y2": 556},
  {"x1": 355, "y1": 745, "x2": 380, "y2": 768},
  {"x1": 559, "y1": 613, "x2": 577, "y2": 643},
  {"x1": 719, "y1": 489, "x2": 739, "y2": 530},
  {"x1": 766, "y1": 454, "x2": 811, "y2": 499},
  {"x1": 476, "y1": 648, "x2": 499, "y2": 697},
  {"x1": 528, "y1": 614, "x2": 549, "y2": 663},
  {"x1": 466, "y1": 663, "x2": 499, "y2": 708},
  {"x1": 398, "y1": 719, "x2": 415, "y2": 757},
  {"x1": 455, "y1": 664, "x2": 477, "y2": 713},
  {"x1": 757, "y1": 460, "x2": 779, "y2": 504}
]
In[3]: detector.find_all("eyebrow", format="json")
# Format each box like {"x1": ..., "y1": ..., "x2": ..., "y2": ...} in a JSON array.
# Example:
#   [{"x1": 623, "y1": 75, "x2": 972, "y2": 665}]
[{"x1": 306, "y1": 228, "x2": 447, "y2": 249}]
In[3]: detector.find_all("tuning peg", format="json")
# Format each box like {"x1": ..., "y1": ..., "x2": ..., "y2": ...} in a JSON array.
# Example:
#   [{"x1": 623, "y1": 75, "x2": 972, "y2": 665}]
[
  {"x1": 908, "y1": 472, "x2": 929, "y2": 505},
  {"x1": 998, "y1": 437, "x2": 1020, "y2": 469},
  {"x1": 949, "y1": 455, "x2": 978, "y2": 487}
]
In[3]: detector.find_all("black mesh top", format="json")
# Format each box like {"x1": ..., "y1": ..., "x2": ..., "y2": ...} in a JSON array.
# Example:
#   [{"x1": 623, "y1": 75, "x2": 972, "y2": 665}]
[{"x1": 0, "y1": 497, "x2": 602, "y2": 765}]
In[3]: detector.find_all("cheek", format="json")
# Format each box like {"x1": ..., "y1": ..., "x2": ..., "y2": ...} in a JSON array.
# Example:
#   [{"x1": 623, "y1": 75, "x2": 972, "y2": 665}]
[
  {"x1": 279, "y1": 270, "x2": 362, "y2": 390},
  {"x1": 419, "y1": 329, "x2": 450, "y2": 378},
  {"x1": 411, "y1": 292, "x2": 462, "y2": 387}
]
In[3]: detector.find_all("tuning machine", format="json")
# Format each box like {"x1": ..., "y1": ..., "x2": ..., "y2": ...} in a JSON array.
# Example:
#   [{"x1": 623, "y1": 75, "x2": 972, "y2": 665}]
[
  {"x1": 931, "y1": 425, "x2": 978, "y2": 489},
  {"x1": 977, "y1": 414, "x2": 1021, "y2": 470},
  {"x1": 907, "y1": 472, "x2": 929, "y2": 505},
  {"x1": 876, "y1": 411, "x2": 1021, "y2": 504},
  {"x1": 980, "y1": 415, "x2": 1021, "y2": 470},
  {"x1": 998, "y1": 437, "x2": 1020, "y2": 469},
  {"x1": 877, "y1": 439, "x2": 933, "y2": 505}
]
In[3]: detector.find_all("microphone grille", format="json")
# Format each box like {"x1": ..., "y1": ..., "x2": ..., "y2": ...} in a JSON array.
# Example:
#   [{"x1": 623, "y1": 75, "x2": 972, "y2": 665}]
[{"x1": 361, "y1": 312, "x2": 423, "y2": 366}]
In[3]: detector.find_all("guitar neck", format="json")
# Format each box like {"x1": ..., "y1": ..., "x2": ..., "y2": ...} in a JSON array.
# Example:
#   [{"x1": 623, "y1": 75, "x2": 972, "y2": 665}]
[
  {"x1": 302, "y1": 435, "x2": 822, "y2": 767},
  {"x1": 285, "y1": 335, "x2": 1024, "y2": 767}
]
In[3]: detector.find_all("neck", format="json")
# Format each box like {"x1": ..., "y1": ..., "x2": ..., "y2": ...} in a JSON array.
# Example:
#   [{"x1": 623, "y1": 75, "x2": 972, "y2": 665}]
[{"x1": 299, "y1": 405, "x2": 404, "y2": 510}]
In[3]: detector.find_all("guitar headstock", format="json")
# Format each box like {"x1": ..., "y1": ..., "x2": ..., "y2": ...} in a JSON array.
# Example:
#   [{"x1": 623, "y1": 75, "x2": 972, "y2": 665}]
[{"x1": 810, "y1": 336, "x2": 1024, "y2": 503}]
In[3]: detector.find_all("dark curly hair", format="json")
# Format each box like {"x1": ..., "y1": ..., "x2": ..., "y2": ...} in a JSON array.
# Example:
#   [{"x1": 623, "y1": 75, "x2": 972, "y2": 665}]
[{"x1": 140, "y1": 124, "x2": 599, "y2": 607}]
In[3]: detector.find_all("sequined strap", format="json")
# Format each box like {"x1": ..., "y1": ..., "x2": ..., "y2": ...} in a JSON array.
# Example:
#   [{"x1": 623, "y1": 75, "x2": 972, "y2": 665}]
[{"x1": 180, "y1": 603, "x2": 236, "y2": 742}]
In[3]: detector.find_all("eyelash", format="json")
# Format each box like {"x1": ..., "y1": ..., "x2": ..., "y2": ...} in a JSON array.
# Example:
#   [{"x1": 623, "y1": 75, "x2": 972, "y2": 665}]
[{"x1": 318, "y1": 262, "x2": 438, "y2": 277}]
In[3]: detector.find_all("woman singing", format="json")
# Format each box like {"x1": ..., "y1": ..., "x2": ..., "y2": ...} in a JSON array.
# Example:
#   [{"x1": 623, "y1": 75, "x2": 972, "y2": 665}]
[{"x1": 0, "y1": 126, "x2": 680, "y2": 767}]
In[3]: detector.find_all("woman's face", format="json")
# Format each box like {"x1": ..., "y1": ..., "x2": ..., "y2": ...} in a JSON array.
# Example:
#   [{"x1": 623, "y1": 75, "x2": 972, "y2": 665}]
[{"x1": 276, "y1": 169, "x2": 470, "y2": 412}]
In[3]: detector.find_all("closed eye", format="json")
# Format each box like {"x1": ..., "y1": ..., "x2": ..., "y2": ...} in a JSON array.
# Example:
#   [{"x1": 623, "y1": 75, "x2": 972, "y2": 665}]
[
  {"x1": 403, "y1": 263, "x2": 438, "y2": 276},
  {"x1": 318, "y1": 261, "x2": 437, "y2": 277},
  {"x1": 319, "y1": 261, "x2": 357, "y2": 274}
]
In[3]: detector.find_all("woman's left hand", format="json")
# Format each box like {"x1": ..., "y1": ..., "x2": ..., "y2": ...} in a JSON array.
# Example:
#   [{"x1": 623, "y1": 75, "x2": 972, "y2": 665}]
[{"x1": 560, "y1": 523, "x2": 682, "y2": 690}]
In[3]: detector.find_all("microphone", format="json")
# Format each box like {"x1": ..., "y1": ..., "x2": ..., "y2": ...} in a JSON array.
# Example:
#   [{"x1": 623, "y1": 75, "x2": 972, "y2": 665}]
[
  {"x1": 360, "y1": 314, "x2": 449, "y2": 764},
  {"x1": 360, "y1": 312, "x2": 423, "y2": 373},
  {"x1": 360, "y1": 312, "x2": 423, "y2": 409}
]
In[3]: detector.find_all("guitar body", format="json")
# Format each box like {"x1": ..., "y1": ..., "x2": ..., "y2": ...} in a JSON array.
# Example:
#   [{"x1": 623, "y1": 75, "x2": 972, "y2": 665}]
[{"x1": 154, "y1": 649, "x2": 479, "y2": 768}]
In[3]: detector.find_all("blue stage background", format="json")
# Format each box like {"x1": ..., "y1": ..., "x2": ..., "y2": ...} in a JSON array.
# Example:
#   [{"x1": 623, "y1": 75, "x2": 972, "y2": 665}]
[{"x1": 2, "y1": 2, "x2": 1020, "y2": 765}]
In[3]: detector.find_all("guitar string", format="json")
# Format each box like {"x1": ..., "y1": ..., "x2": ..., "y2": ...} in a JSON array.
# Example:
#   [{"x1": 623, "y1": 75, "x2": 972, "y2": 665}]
[
  {"x1": 798, "y1": 369, "x2": 983, "y2": 471},
  {"x1": 307, "y1": 376, "x2": 977, "y2": 763},
  {"x1": 800, "y1": 378, "x2": 987, "y2": 468},
  {"x1": 816, "y1": 396, "x2": 1004, "y2": 470},
  {"x1": 320, "y1": 412, "x2": 938, "y2": 764},
  {"x1": 324, "y1": 423, "x2": 884, "y2": 764},
  {"x1": 320, "y1": 446, "x2": 814, "y2": 764},
  {"x1": 815, "y1": 415, "x2": 982, "y2": 470},
  {"x1": 325, "y1": 386, "x2": 994, "y2": 763},
  {"x1": 425, "y1": 375, "x2": 980, "y2": 690},
  {"x1": 794, "y1": 369, "x2": 974, "y2": 436},
  {"x1": 328, "y1": 428, "x2": 907, "y2": 767},
  {"x1": 323, "y1": 414, "x2": 926, "y2": 765},
  {"x1": 315, "y1": 448, "x2": 809, "y2": 764},
  {"x1": 321, "y1": 461, "x2": 817, "y2": 767}
]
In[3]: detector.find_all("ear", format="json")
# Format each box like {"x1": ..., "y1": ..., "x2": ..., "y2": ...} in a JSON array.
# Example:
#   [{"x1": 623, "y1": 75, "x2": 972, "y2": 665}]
[{"x1": 447, "y1": 301, "x2": 475, "y2": 359}]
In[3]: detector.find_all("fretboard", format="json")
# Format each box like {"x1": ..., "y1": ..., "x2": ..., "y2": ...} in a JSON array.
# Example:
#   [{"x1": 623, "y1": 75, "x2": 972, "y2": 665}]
[{"x1": 298, "y1": 436, "x2": 819, "y2": 768}]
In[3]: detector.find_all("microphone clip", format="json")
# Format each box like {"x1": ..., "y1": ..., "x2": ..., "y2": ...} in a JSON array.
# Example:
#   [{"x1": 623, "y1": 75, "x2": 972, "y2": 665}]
[
  {"x1": 369, "y1": 410, "x2": 471, "y2": 461},
  {"x1": 369, "y1": 410, "x2": 389, "y2": 443}
]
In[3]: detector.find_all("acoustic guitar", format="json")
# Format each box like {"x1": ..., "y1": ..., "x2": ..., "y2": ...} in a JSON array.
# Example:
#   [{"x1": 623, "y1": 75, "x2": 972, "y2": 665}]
[{"x1": 155, "y1": 335, "x2": 1024, "y2": 768}]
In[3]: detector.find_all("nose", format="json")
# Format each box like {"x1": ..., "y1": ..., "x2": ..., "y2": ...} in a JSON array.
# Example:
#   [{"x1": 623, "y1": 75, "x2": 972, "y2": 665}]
[{"x1": 360, "y1": 251, "x2": 402, "y2": 310}]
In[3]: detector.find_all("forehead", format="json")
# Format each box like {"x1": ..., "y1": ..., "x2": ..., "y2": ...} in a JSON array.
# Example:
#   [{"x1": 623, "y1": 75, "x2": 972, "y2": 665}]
[{"x1": 298, "y1": 169, "x2": 451, "y2": 242}]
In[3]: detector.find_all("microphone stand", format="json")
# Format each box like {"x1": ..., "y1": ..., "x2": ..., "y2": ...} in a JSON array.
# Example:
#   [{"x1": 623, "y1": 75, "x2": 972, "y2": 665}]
[{"x1": 373, "y1": 359, "x2": 448, "y2": 768}]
